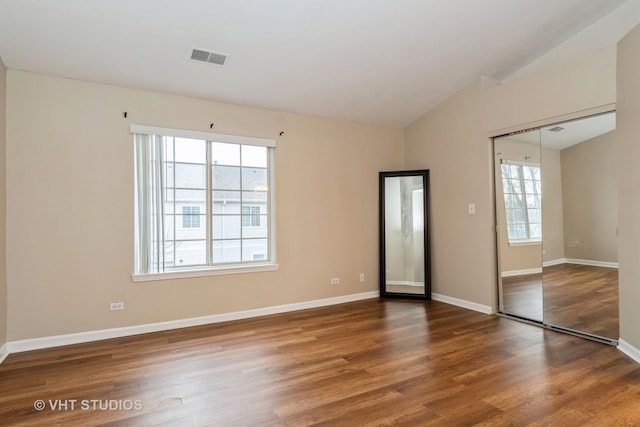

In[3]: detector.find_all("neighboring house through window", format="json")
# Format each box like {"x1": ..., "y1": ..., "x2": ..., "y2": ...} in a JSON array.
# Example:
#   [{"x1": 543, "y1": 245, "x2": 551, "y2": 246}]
[
  {"x1": 132, "y1": 124, "x2": 277, "y2": 279},
  {"x1": 242, "y1": 206, "x2": 261, "y2": 227},
  {"x1": 182, "y1": 206, "x2": 201, "y2": 229}
]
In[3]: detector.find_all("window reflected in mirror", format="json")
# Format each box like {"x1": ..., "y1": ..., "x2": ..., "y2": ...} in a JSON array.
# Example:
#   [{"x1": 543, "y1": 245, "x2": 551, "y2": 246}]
[{"x1": 501, "y1": 162, "x2": 542, "y2": 243}]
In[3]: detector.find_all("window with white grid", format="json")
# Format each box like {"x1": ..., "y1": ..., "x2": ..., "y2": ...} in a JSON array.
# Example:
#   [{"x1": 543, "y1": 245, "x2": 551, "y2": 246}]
[
  {"x1": 132, "y1": 125, "x2": 276, "y2": 279},
  {"x1": 501, "y1": 162, "x2": 542, "y2": 243}
]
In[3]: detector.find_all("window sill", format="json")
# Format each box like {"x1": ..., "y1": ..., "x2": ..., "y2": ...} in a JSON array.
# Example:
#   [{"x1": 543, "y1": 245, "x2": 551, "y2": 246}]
[
  {"x1": 132, "y1": 263, "x2": 279, "y2": 282},
  {"x1": 508, "y1": 239, "x2": 541, "y2": 247}
]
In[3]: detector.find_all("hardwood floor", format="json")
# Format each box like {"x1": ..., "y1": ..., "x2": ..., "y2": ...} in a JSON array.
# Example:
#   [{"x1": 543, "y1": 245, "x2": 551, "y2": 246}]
[
  {"x1": 543, "y1": 264, "x2": 619, "y2": 339},
  {"x1": 501, "y1": 263, "x2": 619, "y2": 339},
  {"x1": 1, "y1": 299, "x2": 639, "y2": 426},
  {"x1": 501, "y1": 272, "x2": 543, "y2": 321}
]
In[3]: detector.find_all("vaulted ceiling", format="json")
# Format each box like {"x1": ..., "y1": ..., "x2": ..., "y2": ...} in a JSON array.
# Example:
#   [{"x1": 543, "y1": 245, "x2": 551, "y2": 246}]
[{"x1": 0, "y1": 0, "x2": 633, "y2": 126}]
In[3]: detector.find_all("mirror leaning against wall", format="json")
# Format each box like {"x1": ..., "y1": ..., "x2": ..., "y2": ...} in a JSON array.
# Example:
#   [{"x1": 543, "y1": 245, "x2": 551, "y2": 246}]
[
  {"x1": 494, "y1": 111, "x2": 618, "y2": 344},
  {"x1": 379, "y1": 170, "x2": 431, "y2": 300}
]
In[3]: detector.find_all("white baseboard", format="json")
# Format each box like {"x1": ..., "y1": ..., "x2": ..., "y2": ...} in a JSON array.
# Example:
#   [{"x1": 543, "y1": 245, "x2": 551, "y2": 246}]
[
  {"x1": 387, "y1": 281, "x2": 424, "y2": 287},
  {"x1": 503, "y1": 259, "x2": 619, "y2": 276},
  {"x1": 544, "y1": 258, "x2": 618, "y2": 268},
  {"x1": 618, "y1": 339, "x2": 640, "y2": 364},
  {"x1": 501, "y1": 267, "x2": 542, "y2": 278},
  {"x1": 6, "y1": 291, "x2": 378, "y2": 355},
  {"x1": 543, "y1": 258, "x2": 566, "y2": 267},
  {"x1": 432, "y1": 293, "x2": 493, "y2": 315},
  {"x1": 0, "y1": 343, "x2": 8, "y2": 364},
  {"x1": 564, "y1": 258, "x2": 618, "y2": 268}
]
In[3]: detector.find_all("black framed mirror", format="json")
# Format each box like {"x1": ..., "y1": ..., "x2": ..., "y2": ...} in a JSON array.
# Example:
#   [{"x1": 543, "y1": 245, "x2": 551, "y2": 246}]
[{"x1": 379, "y1": 170, "x2": 431, "y2": 299}]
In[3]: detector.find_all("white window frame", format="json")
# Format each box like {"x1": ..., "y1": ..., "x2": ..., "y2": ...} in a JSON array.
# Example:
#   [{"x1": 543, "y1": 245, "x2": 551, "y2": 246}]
[
  {"x1": 500, "y1": 160, "x2": 542, "y2": 245},
  {"x1": 132, "y1": 124, "x2": 278, "y2": 281}
]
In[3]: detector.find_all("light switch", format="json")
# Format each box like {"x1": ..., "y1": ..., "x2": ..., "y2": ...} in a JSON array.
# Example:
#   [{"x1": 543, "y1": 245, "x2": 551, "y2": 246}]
[{"x1": 468, "y1": 202, "x2": 476, "y2": 215}]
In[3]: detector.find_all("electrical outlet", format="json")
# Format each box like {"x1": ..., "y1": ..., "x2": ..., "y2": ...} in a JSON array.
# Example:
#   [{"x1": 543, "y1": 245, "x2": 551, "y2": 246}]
[
  {"x1": 330, "y1": 277, "x2": 340, "y2": 285},
  {"x1": 110, "y1": 302, "x2": 124, "y2": 311},
  {"x1": 359, "y1": 273, "x2": 365, "y2": 282}
]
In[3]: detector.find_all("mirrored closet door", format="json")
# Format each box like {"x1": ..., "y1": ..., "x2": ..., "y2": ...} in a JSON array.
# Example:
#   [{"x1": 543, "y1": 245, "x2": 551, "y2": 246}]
[
  {"x1": 494, "y1": 111, "x2": 619, "y2": 344},
  {"x1": 495, "y1": 128, "x2": 543, "y2": 322}
]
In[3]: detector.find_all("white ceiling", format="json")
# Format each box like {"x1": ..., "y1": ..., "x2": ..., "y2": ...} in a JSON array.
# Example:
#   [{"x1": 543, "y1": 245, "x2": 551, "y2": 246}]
[
  {"x1": 0, "y1": 0, "x2": 632, "y2": 127},
  {"x1": 540, "y1": 113, "x2": 616, "y2": 150},
  {"x1": 500, "y1": 112, "x2": 616, "y2": 150}
]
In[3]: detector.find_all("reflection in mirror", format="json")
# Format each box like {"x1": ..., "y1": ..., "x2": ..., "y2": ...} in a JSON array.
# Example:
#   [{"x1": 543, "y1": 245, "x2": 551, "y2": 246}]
[
  {"x1": 494, "y1": 111, "x2": 619, "y2": 343},
  {"x1": 379, "y1": 170, "x2": 430, "y2": 299},
  {"x1": 541, "y1": 112, "x2": 618, "y2": 340},
  {"x1": 494, "y1": 129, "x2": 543, "y2": 321}
]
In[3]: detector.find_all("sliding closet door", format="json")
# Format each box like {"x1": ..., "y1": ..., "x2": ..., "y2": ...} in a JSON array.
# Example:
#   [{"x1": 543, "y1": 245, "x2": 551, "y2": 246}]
[
  {"x1": 494, "y1": 111, "x2": 619, "y2": 344},
  {"x1": 494, "y1": 129, "x2": 543, "y2": 322},
  {"x1": 541, "y1": 112, "x2": 618, "y2": 341}
]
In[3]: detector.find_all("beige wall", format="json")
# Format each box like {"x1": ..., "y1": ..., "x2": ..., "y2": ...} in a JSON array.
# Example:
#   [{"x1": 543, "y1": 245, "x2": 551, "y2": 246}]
[
  {"x1": 5, "y1": 71, "x2": 404, "y2": 341},
  {"x1": 561, "y1": 130, "x2": 617, "y2": 263},
  {"x1": 0, "y1": 58, "x2": 6, "y2": 348},
  {"x1": 404, "y1": 79, "x2": 495, "y2": 305},
  {"x1": 541, "y1": 147, "x2": 565, "y2": 263},
  {"x1": 617, "y1": 24, "x2": 640, "y2": 349},
  {"x1": 486, "y1": 46, "x2": 617, "y2": 133},
  {"x1": 404, "y1": 46, "x2": 616, "y2": 310}
]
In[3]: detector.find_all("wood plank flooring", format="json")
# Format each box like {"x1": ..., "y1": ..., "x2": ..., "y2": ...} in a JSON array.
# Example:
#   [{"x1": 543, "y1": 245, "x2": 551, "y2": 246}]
[
  {"x1": 1, "y1": 299, "x2": 639, "y2": 426},
  {"x1": 543, "y1": 264, "x2": 619, "y2": 339},
  {"x1": 501, "y1": 272, "x2": 543, "y2": 321},
  {"x1": 501, "y1": 263, "x2": 619, "y2": 339}
]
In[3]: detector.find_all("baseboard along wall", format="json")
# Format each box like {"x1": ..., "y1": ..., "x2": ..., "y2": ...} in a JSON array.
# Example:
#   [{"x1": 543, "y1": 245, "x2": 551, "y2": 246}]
[
  {"x1": 432, "y1": 293, "x2": 493, "y2": 314},
  {"x1": 6, "y1": 290, "x2": 636, "y2": 367},
  {"x1": 9, "y1": 292, "x2": 381, "y2": 354},
  {"x1": 0, "y1": 343, "x2": 8, "y2": 364},
  {"x1": 3, "y1": 289, "x2": 492, "y2": 357},
  {"x1": 618, "y1": 339, "x2": 640, "y2": 365},
  {"x1": 502, "y1": 258, "x2": 619, "y2": 277}
]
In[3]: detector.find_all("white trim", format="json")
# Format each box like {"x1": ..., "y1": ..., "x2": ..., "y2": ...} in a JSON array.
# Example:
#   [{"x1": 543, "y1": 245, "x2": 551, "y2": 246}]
[
  {"x1": 508, "y1": 239, "x2": 541, "y2": 247},
  {"x1": 386, "y1": 281, "x2": 424, "y2": 287},
  {"x1": 432, "y1": 293, "x2": 493, "y2": 315},
  {"x1": 543, "y1": 258, "x2": 566, "y2": 267},
  {"x1": 503, "y1": 259, "x2": 619, "y2": 276},
  {"x1": 564, "y1": 258, "x2": 618, "y2": 268},
  {"x1": 268, "y1": 148, "x2": 277, "y2": 266},
  {"x1": 132, "y1": 263, "x2": 279, "y2": 282},
  {"x1": 0, "y1": 343, "x2": 8, "y2": 364},
  {"x1": 501, "y1": 267, "x2": 542, "y2": 277},
  {"x1": 130, "y1": 124, "x2": 276, "y2": 148},
  {"x1": 618, "y1": 339, "x2": 640, "y2": 364},
  {"x1": 5, "y1": 292, "x2": 378, "y2": 354}
]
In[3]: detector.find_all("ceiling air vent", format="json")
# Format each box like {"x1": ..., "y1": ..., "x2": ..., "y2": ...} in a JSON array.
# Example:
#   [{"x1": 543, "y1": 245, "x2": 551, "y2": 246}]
[
  {"x1": 191, "y1": 48, "x2": 227, "y2": 66},
  {"x1": 548, "y1": 126, "x2": 565, "y2": 132}
]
